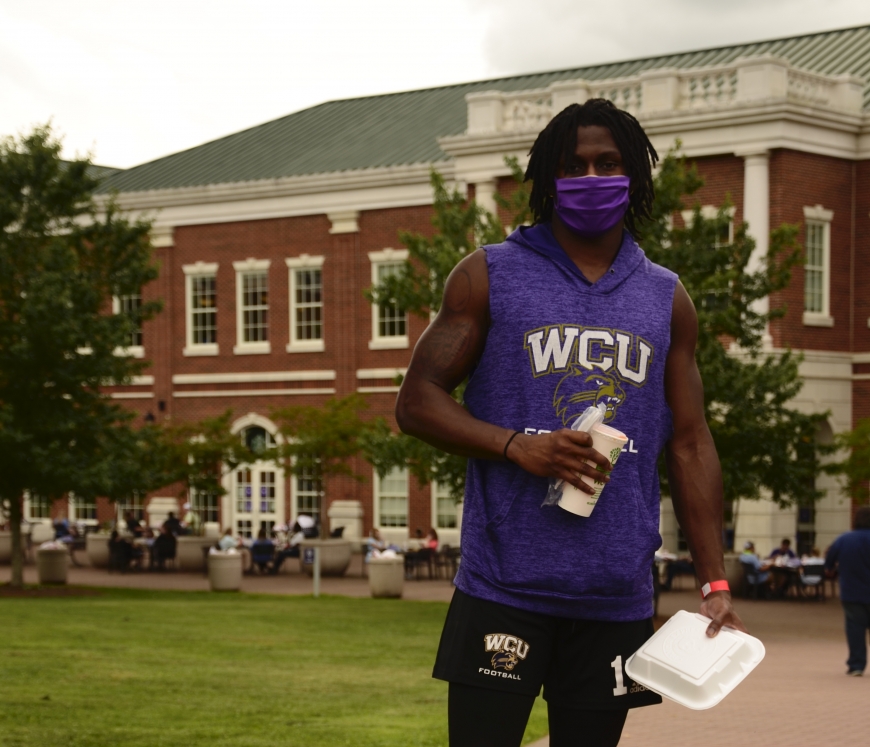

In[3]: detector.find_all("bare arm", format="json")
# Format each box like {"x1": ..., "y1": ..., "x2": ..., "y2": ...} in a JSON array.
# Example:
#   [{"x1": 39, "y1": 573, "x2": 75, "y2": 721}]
[
  {"x1": 396, "y1": 250, "x2": 610, "y2": 493},
  {"x1": 665, "y1": 282, "x2": 747, "y2": 635}
]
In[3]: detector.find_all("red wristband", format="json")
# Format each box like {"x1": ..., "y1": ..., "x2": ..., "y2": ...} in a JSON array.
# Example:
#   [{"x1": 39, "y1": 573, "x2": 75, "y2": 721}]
[{"x1": 700, "y1": 580, "x2": 730, "y2": 598}]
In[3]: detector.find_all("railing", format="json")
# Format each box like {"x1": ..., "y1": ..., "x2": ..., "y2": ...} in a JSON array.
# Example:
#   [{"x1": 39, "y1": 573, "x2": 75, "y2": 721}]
[{"x1": 465, "y1": 57, "x2": 863, "y2": 135}]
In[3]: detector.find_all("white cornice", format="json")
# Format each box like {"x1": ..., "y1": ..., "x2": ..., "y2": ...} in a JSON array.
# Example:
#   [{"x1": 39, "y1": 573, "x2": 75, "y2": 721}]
[
  {"x1": 356, "y1": 368, "x2": 407, "y2": 379},
  {"x1": 172, "y1": 370, "x2": 336, "y2": 385},
  {"x1": 173, "y1": 388, "x2": 336, "y2": 398}
]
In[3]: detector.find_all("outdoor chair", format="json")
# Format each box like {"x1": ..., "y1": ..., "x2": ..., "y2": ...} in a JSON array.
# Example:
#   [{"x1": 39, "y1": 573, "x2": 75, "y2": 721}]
[
  {"x1": 799, "y1": 563, "x2": 826, "y2": 600},
  {"x1": 404, "y1": 548, "x2": 434, "y2": 580},
  {"x1": 108, "y1": 541, "x2": 136, "y2": 573},
  {"x1": 740, "y1": 559, "x2": 771, "y2": 599},
  {"x1": 250, "y1": 544, "x2": 275, "y2": 574},
  {"x1": 434, "y1": 546, "x2": 461, "y2": 582}
]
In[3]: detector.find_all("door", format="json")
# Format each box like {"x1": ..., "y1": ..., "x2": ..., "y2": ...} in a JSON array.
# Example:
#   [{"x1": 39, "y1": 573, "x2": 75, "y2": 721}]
[{"x1": 233, "y1": 464, "x2": 283, "y2": 539}]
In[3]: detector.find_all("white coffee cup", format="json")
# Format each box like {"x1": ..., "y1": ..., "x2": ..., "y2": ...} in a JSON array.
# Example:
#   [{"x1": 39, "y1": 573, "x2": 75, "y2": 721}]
[{"x1": 559, "y1": 423, "x2": 629, "y2": 517}]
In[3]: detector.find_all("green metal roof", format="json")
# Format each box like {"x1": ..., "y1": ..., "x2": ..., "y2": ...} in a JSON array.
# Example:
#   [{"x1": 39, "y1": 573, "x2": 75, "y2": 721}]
[{"x1": 100, "y1": 24, "x2": 870, "y2": 194}]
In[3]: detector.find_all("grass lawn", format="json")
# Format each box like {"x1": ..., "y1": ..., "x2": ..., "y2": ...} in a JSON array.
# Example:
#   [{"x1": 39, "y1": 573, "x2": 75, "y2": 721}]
[{"x1": 0, "y1": 587, "x2": 548, "y2": 746}]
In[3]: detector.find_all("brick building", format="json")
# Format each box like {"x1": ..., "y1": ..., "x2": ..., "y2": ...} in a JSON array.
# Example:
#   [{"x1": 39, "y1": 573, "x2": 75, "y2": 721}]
[{"x1": 29, "y1": 25, "x2": 870, "y2": 554}]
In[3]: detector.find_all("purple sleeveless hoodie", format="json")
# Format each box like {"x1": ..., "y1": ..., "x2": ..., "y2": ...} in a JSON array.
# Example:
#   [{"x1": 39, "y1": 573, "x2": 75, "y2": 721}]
[{"x1": 455, "y1": 222, "x2": 678, "y2": 621}]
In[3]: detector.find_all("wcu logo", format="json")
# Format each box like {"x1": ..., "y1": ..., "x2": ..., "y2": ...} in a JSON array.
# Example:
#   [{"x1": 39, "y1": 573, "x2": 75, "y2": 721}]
[
  {"x1": 524, "y1": 325, "x2": 654, "y2": 425},
  {"x1": 484, "y1": 634, "x2": 530, "y2": 671}
]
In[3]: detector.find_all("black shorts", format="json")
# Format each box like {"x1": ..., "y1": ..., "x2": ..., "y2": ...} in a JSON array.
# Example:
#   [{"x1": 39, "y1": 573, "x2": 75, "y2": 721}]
[{"x1": 433, "y1": 588, "x2": 661, "y2": 711}]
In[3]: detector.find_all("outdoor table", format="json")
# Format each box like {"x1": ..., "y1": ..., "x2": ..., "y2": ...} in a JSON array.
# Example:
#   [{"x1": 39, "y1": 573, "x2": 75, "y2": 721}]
[{"x1": 770, "y1": 562, "x2": 801, "y2": 598}]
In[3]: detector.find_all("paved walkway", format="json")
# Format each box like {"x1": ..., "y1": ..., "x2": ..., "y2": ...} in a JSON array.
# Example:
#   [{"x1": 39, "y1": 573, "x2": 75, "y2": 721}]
[{"x1": 4, "y1": 560, "x2": 869, "y2": 745}]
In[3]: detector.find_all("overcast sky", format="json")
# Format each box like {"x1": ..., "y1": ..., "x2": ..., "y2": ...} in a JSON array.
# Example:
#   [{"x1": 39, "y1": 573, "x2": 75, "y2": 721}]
[{"x1": 3, "y1": 0, "x2": 870, "y2": 168}]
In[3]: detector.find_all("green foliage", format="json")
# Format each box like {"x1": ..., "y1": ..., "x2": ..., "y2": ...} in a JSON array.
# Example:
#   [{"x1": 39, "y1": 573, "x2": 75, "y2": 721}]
[
  {"x1": 636, "y1": 148, "x2": 830, "y2": 507},
  {"x1": 270, "y1": 394, "x2": 382, "y2": 536},
  {"x1": 0, "y1": 126, "x2": 162, "y2": 583},
  {"x1": 824, "y1": 418, "x2": 870, "y2": 505},
  {"x1": 362, "y1": 158, "x2": 529, "y2": 501}
]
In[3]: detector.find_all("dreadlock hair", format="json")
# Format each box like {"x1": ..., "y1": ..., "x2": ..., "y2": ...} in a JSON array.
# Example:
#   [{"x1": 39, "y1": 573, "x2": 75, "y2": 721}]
[{"x1": 525, "y1": 98, "x2": 658, "y2": 236}]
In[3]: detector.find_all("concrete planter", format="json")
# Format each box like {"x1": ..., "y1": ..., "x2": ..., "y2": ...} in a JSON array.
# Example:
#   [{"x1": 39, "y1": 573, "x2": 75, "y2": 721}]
[
  {"x1": 86, "y1": 533, "x2": 111, "y2": 568},
  {"x1": 300, "y1": 539, "x2": 353, "y2": 577},
  {"x1": 37, "y1": 546, "x2": 69, "y2": 584},
  {"x1": 0, "y1": 531, "x2": 11, "y2": 564},
  {"x1": 368, "y1": 556, "x2": 404, "y2": 598},
  {"x1": 208, "y1": 551, "x2": 243, "y2": 591},
  {"x1": 176, "y1": 536, "x2": 215, "y2": 572}
]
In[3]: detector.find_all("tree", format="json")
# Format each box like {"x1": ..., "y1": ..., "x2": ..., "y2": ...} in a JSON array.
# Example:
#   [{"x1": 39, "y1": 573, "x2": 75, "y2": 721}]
[
  {"x1": 824, "y1": 419, "x2": 870, "y2": 505},
  {"x1": 269, "y1": 394, "x2": 380, "y2": 540},
  {"x1": 0, "y1": 126, "x2": 161, "y2": 586},
  {"x1": 635, "y1": 148, "x2": 830, "y2": 516},
  {"x1": 362, "y1": 157, "x2": 529, "y2": 499}
]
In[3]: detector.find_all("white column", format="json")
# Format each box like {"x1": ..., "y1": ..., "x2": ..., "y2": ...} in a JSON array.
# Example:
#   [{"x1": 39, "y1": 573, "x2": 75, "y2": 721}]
[
  {"x1": 474, "y1": 179, "x2": 499, "y2": 218},
  {"x1": 741, "y1": 151, "x2": 772, "y2": 348}
]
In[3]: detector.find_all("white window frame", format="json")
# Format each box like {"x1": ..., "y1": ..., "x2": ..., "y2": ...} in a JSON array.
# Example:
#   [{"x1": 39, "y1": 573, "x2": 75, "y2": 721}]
[
  {"x1": 802, "y1": 204, "x2": 834, "y2": 328},
  {"x1": 286, "y1": 254, "x2": 325, "y2": 353},
  {"x1": 68, "y1": 494, "x2": 98, "y2": 526},
  {"x1": 183, "y1": 262, "x2": 219, "y2": 356},
  {"x1": 111, "y1": 294, "x2": 145, "y2": 358},
  {"x1": 680, "y1": 205, "x2": 735, "y2": 246},
  {"x1": 374, "y1": 466, "x2": 409, "y2": 530},
  {"x1": 431, "y1": 481, "x2": 459, "y2": 530},
  {"x1": 23, "y1": 492, "x2": 53, "y2": 523},
  {"x1": 234, "y1": 258, "x2": 271, "y2": 355},
  {"x1": 368, "y1": 248, "x2": 409, "y2": 350}
]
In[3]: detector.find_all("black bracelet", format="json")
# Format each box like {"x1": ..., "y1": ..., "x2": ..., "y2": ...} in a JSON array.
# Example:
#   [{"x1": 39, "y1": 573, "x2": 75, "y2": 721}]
[{"x1": 503, "y1": 431, "x2": 522, "y2": 462}]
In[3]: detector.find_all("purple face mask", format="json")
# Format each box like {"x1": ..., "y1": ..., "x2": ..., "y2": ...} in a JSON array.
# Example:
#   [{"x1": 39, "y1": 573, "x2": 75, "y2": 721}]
[{"x1": 554, "y1": 175, "x2": 630, "y2": 236}]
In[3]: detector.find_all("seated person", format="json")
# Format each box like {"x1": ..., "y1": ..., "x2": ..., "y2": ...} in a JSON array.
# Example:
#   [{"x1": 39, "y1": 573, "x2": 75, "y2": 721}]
[
  {"x1": 423, "y1": 528, "x2": 439, "y2": 552},
  {"x1": 741, "y1": 541, "x2": 772, "y2": 588},
  {"x1": 249, "y1": 528, "x2": 275, "y2": 574},
  {"x1": 801, "y1": 547, "x2": 826, "y2": 565},
  {"x1": 181, "y1": 502, "x2": 201, "y2": 536},
  {"x1": 769, "y1": 538, "x2": 796, "y2": 561},
  {"x1": 109, "y1": 530, "x2": 142, "y2": 570},
  {"x1": 271, "y1": 522, "x2": 306, "y2": 574},
  {"x1": 151, "y1": 526, "x2": 177, "y2": 570},
  {"x1": 53, "y1": 516, "x2": 72, "y2": 540},
  {"x1": 124, "y1": 510, "x2": 145, "y2": 538},
  {"x1": 162, "y1": 511, "x2": 183, "y2": 536},
  {"x1": 365, "y1": 528, "x2": 386, "y2": 563},
  {"x1": 218, "y1": 527, "x2": 239, "y2": 551}
]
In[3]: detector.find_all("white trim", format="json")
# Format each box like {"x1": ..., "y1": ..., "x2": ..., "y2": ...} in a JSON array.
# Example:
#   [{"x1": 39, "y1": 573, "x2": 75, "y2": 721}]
[
  {"x1": 327, "y1": 210, "x2": 360, "y2": 234},
  {"x1": 233, "y1": 342, "x2": 271, "y2": 355},
  {"x1": 357, "y1": 386, "x2": 401, "y2": 393},
  {"x1": 182, "y1": 261, "x2": 218, "y2": 275},
  {"x1": 368, "y1": 338, "x2": 409, "y2": 351},
  {"x1": 680, "y1": 205, "x2": 735, "y2": 244},
  {"x1": 111, "y1": 392, "x2": 154, "y2": 399},
  {"x1": 172, "y1": 389, "x2": 335, "y2": 397},
  {"x1": 232, "y1": 257, "x2": 271, "y2": 272},
  {"x1": 287, "y1": 257, "x2": 326, "y2": 353},
  {"x1": 235, "y1": 261, "x2": 270, "y2": 354},
  {"x1": 183, "y1": 344, "x2": 218, "y2": 356},
  {"x1": 285, "y1": 254, "x2": 326, "y2": 269},
  {"x1": 173, "y1": 388, "x2": 336, "y2": 398},
  {"x1": 367, "y1": 248, "x2": 409, "y2": 263},
  {"x1": 130, "y1": 375, "x2": 154, "y2": 386},
  {"x1": 373, "y1": 466, "x2": 409, "y2": 531},
  {"x1": 173, "y1": 370, "x2": 335, "y2": 385},
  {"x1": 356, "y1": 368, "x2": 407, "y2": 379},
  {"x1": 230, "y1": 412, "x2": 280, "y2": 437},
  {"x1": 854, "y1": 353, "x2": 870, "y2": 364},
  {"x1": 802, "y1": 312, "x2": 834, "y2": 327},
  {"x1": 803, "y1": 204, "x2": 835, "y2": 222},
  {"x1": 114, "y1": 346, "x2": 145, "y2": 359}
]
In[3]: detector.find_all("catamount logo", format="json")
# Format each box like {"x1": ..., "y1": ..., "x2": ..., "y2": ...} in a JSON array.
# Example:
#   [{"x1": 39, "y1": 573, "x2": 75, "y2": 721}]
[
  {"x1": 524, "y1": 325, "x2": 654, "y2": 424},
  {"x1": 484, "y1": 633, "x2": 530, "y2": 671}
]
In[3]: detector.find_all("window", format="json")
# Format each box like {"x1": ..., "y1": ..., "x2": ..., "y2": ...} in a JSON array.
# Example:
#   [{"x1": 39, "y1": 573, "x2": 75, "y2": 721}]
[
  {"x1": 680, "y1": 205, "x2": 734, "y2": 247},
  {"x1": 432, "y1": 482, "x2": 458, "y2": 529},
  {"x1": 234, "y1": 259, "x2": 270, "y2": 354},
  {"x1": 286, "y1": 255, "x2": 325, "y2": 352},
  {"x1": 112, "y1": 293, "x2": 144, "y2": 357},
  {"x1": 802, "y1": 205, "x2": 833, "y2": 327},
  {"x1": 69, "y1": 495, "x2": 97, "y2": 524},
  {"x1": 183, "y1": 262, "x2": 219, "y2": 356},
  {"x1": 191, "y1": 489, "x2": 220, "y2": 525},
  {"x1": 117, "y1": 491, "x2": 147, "y2": 522},
  {"x1": 25, "y1": 493, "x2": 52, "y2": 521},
  {"x1": 368, "y1": 249, "x2": 409, "y2": 350},
  {"x1": 294, "y1": 462, "x2": 322, "y2": 520},
  {"x1": 376, "y1": 467, "x2": 408, "y2": 528}
]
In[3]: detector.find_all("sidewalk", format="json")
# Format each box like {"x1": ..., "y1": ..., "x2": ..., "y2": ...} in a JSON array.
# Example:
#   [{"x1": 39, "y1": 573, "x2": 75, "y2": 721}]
[{"x1": 3, "y1": 561, "x2": 868, "y2": 744}]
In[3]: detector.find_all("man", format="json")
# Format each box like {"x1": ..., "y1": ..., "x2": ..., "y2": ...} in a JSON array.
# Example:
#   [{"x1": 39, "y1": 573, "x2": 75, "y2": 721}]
[
  {"x1": 181, "y1": 502, "x2": 201, "y2": 536},
  {"x1": 396, "y1": 99, "x2": 745, "y2": 747},
  {"x1": 825, "y1": 506, "x2": 870, "y2": 676},
  {"x1": 740, "y1": 541, "x2": 773, "y2": 595},
  {"x1": 768, "y1": 538, "x2": 796, "y2": 560}
]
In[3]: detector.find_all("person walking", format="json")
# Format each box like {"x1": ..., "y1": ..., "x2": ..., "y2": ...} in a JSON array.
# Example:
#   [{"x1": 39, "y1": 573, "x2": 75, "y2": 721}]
[
  {"x1": 396, "y1": 98, "x2": 745, "y2": 747},
  {"x1": 825, "y1": 506, "x2": 870, "y2": 676}
]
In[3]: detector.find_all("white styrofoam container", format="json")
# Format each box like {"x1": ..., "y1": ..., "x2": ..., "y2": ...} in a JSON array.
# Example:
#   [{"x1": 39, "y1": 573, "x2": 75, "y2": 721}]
[{"x1": 625, "y1": 610, "x2": 765, "y2": 710}]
